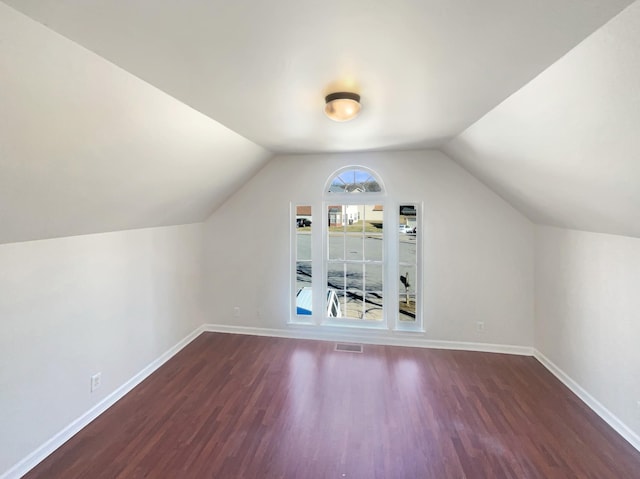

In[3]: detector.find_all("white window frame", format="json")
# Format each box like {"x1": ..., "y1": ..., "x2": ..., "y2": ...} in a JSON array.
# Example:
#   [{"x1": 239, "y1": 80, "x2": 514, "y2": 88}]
[
  {"x1": 322, "y1": 197, "x2": 388, "y2": 329},
  {"x1": 289, "y1": 167, "x2": 423, "y2": 333},
  {"x1": 290, "y1": 202, "x2": 315, "y2": 324},
  {"x1": 321, "y1": 166, "x2": 388, "y2": 329},
  {"x1": 394, "y1": 201, "x2": 424, "y2": 332}
]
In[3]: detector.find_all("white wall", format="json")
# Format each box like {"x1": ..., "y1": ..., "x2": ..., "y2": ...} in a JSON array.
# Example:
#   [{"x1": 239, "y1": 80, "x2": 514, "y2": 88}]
[
  {"x1": 535, "y1": 225, "x2": 640, "y2": 441},
  {"x1": 0, "y1": 223, "x2": 205, "y2": 475},
  {"x1": 204, "y1": 149, "x2": 534, "y2": 347},
  {"x1": 5, "y1": 151, "x2": 639, "y2": 475}
]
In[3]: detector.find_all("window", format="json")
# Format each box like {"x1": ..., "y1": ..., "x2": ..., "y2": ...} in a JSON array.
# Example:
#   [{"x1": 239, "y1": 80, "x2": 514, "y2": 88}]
[
  {"x1": 290, "y1": 167, "x2": 422, "y2": 331},
  {"x1": 328, "y1": 169, "x2": 382, "y2": 193},
  {"x1": 399, "y1": 204, "x2": 419, "y2": 324},
  {"x1": 294, "y1": 205, "x2": 313, "y2": 318},
  {"x1": 327, "y1": 204, "x2": 384, "y2": 321},
  {"x1": 325, "y1": 167, "x2": 386, "y2": 326}
]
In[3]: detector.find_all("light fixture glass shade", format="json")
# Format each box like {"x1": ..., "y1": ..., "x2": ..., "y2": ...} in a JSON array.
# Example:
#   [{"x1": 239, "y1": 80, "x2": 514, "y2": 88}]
[{"x1": 324, "y1": 92, "x2": 361, "y2": 122}]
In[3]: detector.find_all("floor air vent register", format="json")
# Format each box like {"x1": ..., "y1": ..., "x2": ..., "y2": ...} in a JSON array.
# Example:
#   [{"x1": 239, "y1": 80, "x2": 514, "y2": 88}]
[{"x1": 335, "y1": 343, "x2": 363, "y2": 353}]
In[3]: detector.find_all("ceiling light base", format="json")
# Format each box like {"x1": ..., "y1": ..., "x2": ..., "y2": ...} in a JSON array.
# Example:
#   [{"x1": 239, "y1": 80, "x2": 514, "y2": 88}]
[{"x1": 324, "y1": 92, "x2": 361, "y2": 122}]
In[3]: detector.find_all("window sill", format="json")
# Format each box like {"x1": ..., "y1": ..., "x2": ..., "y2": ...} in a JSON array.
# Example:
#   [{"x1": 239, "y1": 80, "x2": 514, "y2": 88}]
[{"x1": 392, "y1": 327, "x2": 426, "y2": 334}]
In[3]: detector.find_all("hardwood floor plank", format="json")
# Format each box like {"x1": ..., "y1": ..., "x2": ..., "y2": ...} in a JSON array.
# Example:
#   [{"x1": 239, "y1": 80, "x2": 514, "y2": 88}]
[{"x1": 22, "y1": 333, "x2": 640, "y2": 478}]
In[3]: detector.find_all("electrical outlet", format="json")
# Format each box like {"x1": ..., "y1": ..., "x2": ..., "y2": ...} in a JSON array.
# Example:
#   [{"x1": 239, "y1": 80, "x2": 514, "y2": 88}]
[
  {"x1": 476, "y1": 321, "x2": 485, "y2": 332},
  {"x1": 233, "y1": 306, "x2": 240, "y2": 317},
  {"x1": 91, "y1": 373, "x2": 102, "y2": 392}
]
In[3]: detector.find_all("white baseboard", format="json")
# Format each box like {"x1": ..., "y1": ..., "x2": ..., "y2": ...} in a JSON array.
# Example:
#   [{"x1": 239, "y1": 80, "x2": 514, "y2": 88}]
[
  {"x1": 534, "y1": 349, "x2": 640, "y2": 453},
  {"x1": 1, "y1": 325, "x2": 206, "y2": 479},
  {"x1": 203, "y1": 323, "x2": 534, "y2": 356},
  {"x1": 6, "y1": 325, "x2": 637, "y2": 479}
]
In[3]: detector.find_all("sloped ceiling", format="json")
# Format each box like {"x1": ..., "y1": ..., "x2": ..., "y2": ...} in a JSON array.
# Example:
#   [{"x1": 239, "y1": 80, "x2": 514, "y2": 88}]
[
  {"x1": 1, "y1": 0, "x2": 638, "y2": 244},
  {"x1": 2, "y1": 0, "x2": 631, "y2": 153},
  {"x1": 0, "y1": 4, "x2": 271, "y2": 244},
  {"x1": 444, "y1": 1, "x2": 640, "y2": 238}
]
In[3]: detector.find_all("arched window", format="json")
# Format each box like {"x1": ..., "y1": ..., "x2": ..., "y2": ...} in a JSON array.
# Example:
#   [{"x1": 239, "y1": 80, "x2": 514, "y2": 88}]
[
  {"x1": 324, "y1": 167, "x2": 386, "y2": 324},
  {"x1": 292, "y1": 166, "x2": 421, "y2": 331},
  {"x1": 327, "y1": 168, "x2": 382, "y2": 193}
]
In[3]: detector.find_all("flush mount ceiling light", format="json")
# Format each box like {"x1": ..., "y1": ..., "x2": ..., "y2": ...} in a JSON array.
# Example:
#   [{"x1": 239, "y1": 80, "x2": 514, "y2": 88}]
[{"x1": 324, "y1": 92, "x2": 361, "y2": 122}]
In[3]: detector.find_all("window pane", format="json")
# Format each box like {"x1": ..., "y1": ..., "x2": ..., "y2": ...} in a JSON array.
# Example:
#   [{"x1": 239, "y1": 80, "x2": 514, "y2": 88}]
[
  {"x1": 399, "y1": 299, "x2": 416, "y2": 321},
  {"x1": 364, "y1": 263, "x2": 383, "y2": 292},
  {"x1": 296, "y1": 261, "x2": 312, "y2": 289},
  {"x1": 344, "y1": 291, "x2": 364, "y2": 319},
  {"x1": 364, "y1": 234, "x2": 383, "y2": 261},
  {"x1": 399, "y1": 265, "x2": 416, "y2": 295},
  {"x1": 341, "y1": 292, "x2": 350, "y2": 318},
  {"x1": 327, "y1": 169, "x2": 383, "y2": 194},
  {"x1": 294, "y1": 206, "x2": 313, "y2": 317},
  {"x1": 329, "y1": 177, "x2": 347, "y2": 193},
  {"x1": 345, "y1": 233, "x2": 363, "y2": 261},
  {"x1": 328, "y1": 232, "x2": 344, "y2": 260},
  {"x1": 364, "y1": 293, "x2": 384, "y2": 321},
  {"x1": 399, "y1": 235, "x2": 417, "y2": 263},
  {"x1": 327, "y1": 289, "x2": 343, "y2": 317},
  {"x1": 331, "y1": 291, "x2": 348, "y2": 318},
  {"x1": 296, "y1": 286, "x2": 313, "y2": 316},
  {"x1": 399, "y1": 204, "x2": 418, "y2": 323},
  {"x1": 327, "y1": 263, "x2": 345, "y2": 291},
  {"x1": 364, "y1": 204, "x2": 384, "y2": 230},
  {"x1": 346, "y1": 263, "x2": 363, "y2": 291},
  {"x1": 296, "y1": 262, "x2": 312, "y2": 316},
  {"x1": 327, "y1": 206, "x2": 344, "y2": 229},
  {"x1": 398, "y1": 205, "x2": 418, "y2": 225},
  {"x1": 296, "y1": 233, "x2": 311, "y2": 261},
  {"x1": 296, "y1": 206, "x2": 312, "y2": 231},
  {"x1": 344, "y1": 205, "x2": 361, "y2": 229}
]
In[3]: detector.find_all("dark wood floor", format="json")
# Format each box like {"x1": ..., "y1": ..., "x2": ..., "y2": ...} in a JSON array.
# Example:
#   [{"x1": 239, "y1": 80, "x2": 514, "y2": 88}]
[{"x1": 25, "y1": 333, "x2": 640, "y2": 479}]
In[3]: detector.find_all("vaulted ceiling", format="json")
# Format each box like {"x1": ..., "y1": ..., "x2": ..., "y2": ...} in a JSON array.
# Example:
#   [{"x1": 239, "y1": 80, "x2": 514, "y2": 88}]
[
  {"x1": 0, "y1": 2, "x2": 270, "y2": 244},
  {"x1": 444, "y1": 1, "x2": 640, "y2": 238},
  {"x1": 1, "y1": 0, "x2": 638, "y2": 243}
]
